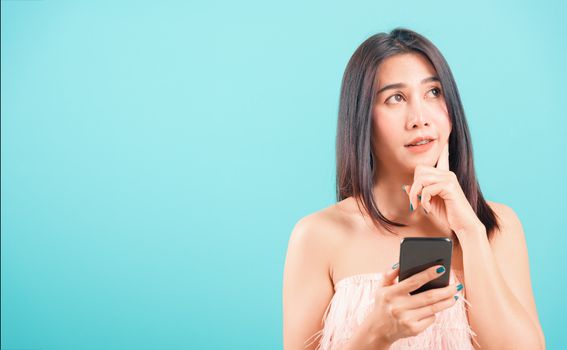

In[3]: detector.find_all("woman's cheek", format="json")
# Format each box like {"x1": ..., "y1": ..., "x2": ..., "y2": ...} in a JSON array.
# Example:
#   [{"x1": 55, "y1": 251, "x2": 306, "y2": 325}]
[
  {"x1": 438, "y1": 101, "x2": 450, "y2": 125},
  {"x1": 430, "y1": 104, "x2": 451, "y2": 131}
]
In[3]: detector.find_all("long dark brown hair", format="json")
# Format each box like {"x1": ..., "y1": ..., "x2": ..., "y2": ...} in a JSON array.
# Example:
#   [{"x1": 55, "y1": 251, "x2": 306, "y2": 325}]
[{"x1": 335, "y1": 28, "x2": 500, "y2": 240}]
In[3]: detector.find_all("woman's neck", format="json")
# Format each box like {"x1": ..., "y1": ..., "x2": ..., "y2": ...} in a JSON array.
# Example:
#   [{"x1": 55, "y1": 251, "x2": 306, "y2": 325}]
[
  {"x1": 371, "y1": 169, "x2": 427, "y2": 225},
  {"x1": 370, "y1": 168, "x2": 456, "y2": 239}
]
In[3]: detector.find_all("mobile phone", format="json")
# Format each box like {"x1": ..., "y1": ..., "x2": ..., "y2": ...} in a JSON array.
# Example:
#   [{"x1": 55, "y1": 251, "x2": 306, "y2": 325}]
[{"x1": 398, "y1": 237, "x2": 453, "y2": 295}]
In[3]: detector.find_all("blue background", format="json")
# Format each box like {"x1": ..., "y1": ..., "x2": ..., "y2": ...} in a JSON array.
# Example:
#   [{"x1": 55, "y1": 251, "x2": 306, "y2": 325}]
[{"x1": 2, "y1": 1, "x2": 565, "y2": 349}]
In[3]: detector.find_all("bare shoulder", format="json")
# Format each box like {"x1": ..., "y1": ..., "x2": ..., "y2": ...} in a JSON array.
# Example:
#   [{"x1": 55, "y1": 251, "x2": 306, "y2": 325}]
[
  {"x1": 485, "y1": 200, "x2": 524, "y2": 243},
  {"x1": 486, "y1": 200, "x2": 521, "y2": 223},
  {"x1": 283, "y1": 198, "x2": 359, "y2": 350},
  {"x1": 288, "y1": 198, "x2": 355, "y2": 256}
]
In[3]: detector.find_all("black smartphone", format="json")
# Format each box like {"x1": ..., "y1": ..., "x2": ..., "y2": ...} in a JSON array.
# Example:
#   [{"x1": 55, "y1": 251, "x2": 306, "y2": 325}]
[{"x1": 398, "y1": 237, "x2": 453, "y2": 295}]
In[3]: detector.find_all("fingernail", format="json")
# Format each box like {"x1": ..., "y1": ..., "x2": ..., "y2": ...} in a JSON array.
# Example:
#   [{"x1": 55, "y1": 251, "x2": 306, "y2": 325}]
[
  {"x1": 436, "y1": 266, "x2": 445, "y2": 274},
  {"x1": 454, "y1": 295, "x2": 459, "y2": 300},
  {"x1": 418, "y1": 194, "x2": 422, "y2": 201},
  {"x1": 423, "y1": 207, "x2": 429, "y2": 214},
  {"x1": 401, "y1": 185, "x2": 407, "y2": 193},
  {"x1": 457, "y1": 284, "x2": 463, "y2": 291},
  {"x1": 392, "y1": 262, "x2": 399, "y2": 269},
  {"x1": 410, "y1": 202, "x2": 414, "y2": 212}
]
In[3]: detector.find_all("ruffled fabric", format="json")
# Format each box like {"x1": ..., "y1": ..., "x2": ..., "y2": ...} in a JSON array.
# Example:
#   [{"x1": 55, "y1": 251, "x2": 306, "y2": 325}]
[{"x1": 305, "y1": 269, "x2": 478, "y2": 350}]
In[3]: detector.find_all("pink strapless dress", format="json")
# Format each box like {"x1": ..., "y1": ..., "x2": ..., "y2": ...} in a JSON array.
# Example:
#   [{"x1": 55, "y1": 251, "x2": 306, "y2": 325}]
[{"x1": 306, "y1": 269, "x2": 478, "y2": 350}]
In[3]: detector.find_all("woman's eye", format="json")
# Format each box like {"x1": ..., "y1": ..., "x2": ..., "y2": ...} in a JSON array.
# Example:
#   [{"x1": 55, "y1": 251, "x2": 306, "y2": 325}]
[
  {"x1": 428, "y1": 87, "x2": 441, "y2": 97},
  {"x1": 386, "y1": 94, "x2": 404, "y2": 104},
  {"x1": 385, "y1": 88, "x2": 441, "y2": 104}
]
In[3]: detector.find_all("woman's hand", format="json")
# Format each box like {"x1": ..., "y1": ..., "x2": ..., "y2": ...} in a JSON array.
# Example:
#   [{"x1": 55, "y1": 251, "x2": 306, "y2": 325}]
[
  {"x1": 403, "y1": 142, "x2": 485, "y2": 236},
  {"x1": 363, "y1": 264, "x2": 463, "y2": 346}
]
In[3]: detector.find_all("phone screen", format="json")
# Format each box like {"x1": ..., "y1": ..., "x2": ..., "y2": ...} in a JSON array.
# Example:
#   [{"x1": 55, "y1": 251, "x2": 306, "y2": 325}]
[{"x1": 398, "y1": 237, "x2": 453, "y2": 295}]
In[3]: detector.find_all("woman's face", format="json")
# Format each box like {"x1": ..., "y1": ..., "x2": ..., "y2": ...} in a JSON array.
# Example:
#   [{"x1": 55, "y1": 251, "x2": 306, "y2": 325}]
[{"x1": 372, "y1": 52, "x2": 451, "y2": 176}]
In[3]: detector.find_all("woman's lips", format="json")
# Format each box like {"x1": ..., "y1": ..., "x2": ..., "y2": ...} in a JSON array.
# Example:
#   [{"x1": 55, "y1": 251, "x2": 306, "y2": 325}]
[{"x1": 405, "y1": 139, "x2": 436, "y2": 153}]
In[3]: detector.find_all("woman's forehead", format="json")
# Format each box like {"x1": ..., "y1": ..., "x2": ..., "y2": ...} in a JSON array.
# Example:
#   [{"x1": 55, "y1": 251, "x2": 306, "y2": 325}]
[{"x1": 376, "y1": 53, "x2": 438, "y2": 88}]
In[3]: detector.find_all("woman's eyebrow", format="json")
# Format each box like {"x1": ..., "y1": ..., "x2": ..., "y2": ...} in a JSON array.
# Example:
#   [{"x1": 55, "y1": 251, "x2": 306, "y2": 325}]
[{"x1": 376, "y1": 76, "x2": 440, "y2": 95}]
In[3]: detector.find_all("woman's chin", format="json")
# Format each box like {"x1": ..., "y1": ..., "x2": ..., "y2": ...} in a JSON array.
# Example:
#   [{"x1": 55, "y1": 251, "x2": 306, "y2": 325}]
[{"x1": 404, "y1": 157, "x2": 437, "y2": 170}]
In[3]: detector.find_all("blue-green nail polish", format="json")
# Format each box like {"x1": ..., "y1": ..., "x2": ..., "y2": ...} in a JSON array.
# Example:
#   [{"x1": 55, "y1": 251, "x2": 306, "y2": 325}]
[
  {"x1": 436, "y1": 266, "x2": 445, "y2": 274},
  {"x1": 457, "y1": 284, "x2": 463, "y2": 291},
  {"x1": 392, "y1": 262, "x2": 399, "y2": 269},
  {"x1": 454, "y1": 295, "x2": 459, "y2": 300},
  {"x1": 418, "y1": 194, "x2": 422, "y2": 201},
  {"x1": 402, "y1": 185, "x2": 406, "y2": 192},
  {"x1": 410, "y1": 203, "x2": 414, "y2": 211}
]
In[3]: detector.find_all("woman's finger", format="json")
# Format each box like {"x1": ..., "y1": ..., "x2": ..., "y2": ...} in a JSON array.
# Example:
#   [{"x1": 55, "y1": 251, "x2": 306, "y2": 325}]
[
  {"x1": 407, "y1": 294, "x2": 458, "y2": 321},
  {"x1": 421, "y1": 182, "x2": 442, "y2": 212},
  {"x1": 435, "y1": 142, "x2": 450, "y2": 171},
  {"x1": 405, "y1": 172, "x2": 449, "y2": 211},
  {"x1": 395, "y1": 265, "x2": 446, "y2": 295},
  {"x1": 410, "y1": 314, "x2": 436, "y2": 332},
  {"x1": 407, "y1": 181, "x2": 423, "y2": 212},
  {"x1": 399, "y1": 283, "x2": 461, "y2": 310},
  {"x1": 383, "y1": 262, "x2": 400, "y2": 286},
  {"x1": 421, "y1": 181, "x2": 454, "y2": 212}
]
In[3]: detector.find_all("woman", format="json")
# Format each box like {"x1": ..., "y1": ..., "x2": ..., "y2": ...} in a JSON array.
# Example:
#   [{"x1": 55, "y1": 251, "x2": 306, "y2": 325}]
[{"x1": 282, "y1": 28, "x2": 545, "y2": 350}]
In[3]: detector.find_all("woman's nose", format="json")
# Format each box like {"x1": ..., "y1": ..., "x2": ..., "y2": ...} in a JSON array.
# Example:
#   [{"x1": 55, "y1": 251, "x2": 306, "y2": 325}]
[{"x1": 406, "y1": 101, "x2": 430, "y2": 128}]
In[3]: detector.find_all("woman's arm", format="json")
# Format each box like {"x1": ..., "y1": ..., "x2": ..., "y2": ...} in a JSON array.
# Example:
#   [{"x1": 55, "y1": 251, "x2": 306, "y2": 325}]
[
  {"x1": 407, "y1": 143, "x2": 545, "y2": 349},
  {"x1": 457, "y1": 202, "x2": 545, "y2": 349},
  {"x1": 283, "y1": 215, "x2": 337, "y2": 350},
  {"x1": 283, "y1": 214, "x2": 392, "y2": 350}
]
